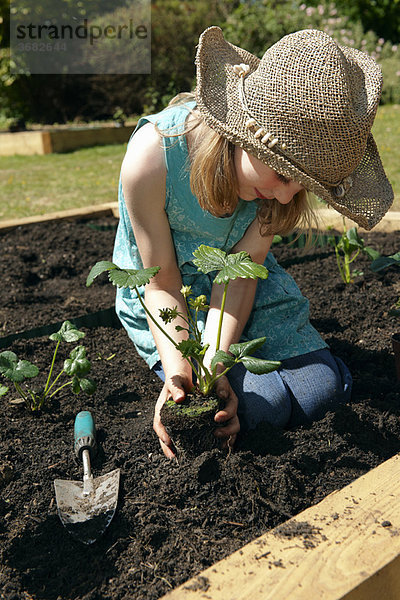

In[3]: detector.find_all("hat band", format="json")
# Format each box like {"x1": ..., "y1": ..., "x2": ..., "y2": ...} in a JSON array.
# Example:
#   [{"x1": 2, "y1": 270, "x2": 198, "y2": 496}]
[{"x1": 234, "y1": 64, "x2": 351, "y2": 195}]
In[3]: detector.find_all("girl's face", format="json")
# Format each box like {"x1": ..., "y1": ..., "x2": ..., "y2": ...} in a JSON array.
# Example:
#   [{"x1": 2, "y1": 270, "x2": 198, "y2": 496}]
[{"x1": 234, "y1": 147, "x2": 304, "y2": 204}]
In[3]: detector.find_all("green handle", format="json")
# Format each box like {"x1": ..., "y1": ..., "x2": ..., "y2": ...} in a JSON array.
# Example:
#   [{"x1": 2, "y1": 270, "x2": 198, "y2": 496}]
[{"x1": 74, "y1": 410, "x2": 97, "y2": 459}]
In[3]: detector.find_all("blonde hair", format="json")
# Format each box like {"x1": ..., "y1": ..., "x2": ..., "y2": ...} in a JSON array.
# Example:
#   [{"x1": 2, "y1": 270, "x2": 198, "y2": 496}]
[{"x1": 161, "y1": 93, "x2": 316, "y2": 237}]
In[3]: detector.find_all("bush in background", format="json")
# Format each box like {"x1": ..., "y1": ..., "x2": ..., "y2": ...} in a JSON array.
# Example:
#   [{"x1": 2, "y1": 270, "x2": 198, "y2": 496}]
[
  {"x1": 225, "y1": 1, "x2": 400, "y2": 105},
  {"x1": 0, "y1": 0, "x2": 399, "y2": 125}
]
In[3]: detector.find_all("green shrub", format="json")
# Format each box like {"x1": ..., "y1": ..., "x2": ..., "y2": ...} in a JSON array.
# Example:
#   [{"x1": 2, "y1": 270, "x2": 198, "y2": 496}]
[{"x1": 225, "y1": 1, "x2": 400, "y2": 105}]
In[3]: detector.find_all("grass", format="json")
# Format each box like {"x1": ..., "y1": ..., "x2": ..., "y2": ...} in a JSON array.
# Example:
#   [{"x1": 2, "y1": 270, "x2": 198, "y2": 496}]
[
  {"x1": 0, "y1": 104, "x2": 399, "y2": 222},
  {"x1": 372, "y1": 104, "x2": 400, "y2": 210},
  {"x1": 0, "y1": 144, "x2": 125, "y2": 221}
]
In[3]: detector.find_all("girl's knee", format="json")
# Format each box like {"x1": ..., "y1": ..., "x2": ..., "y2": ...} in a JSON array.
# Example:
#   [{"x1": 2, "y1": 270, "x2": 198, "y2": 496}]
[
  {"x1": 282, "y1": 350, "x2": 352, "y2": 426},
  {"x1": 228, "y1": 364, "x2": 292, "y2": 431}
]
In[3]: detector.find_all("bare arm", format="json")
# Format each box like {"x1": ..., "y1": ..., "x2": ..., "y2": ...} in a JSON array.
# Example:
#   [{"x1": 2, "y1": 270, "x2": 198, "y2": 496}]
[
  {"x1": 121, "y1": 123, "x2": 193, "y2": 457},
  {"x1": 121, "y1": 122, "x2": 191, "y2": 383}
]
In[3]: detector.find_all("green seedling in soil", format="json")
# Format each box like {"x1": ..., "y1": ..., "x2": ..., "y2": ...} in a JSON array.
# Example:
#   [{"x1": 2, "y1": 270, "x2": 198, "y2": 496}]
[
  {"x1": 327, "y1": 217, "x2": 380, "y2": 284},
  {"x1": 87, "y1": 245, "x2": 281, "y2": 396},
  {"x1": 0, "y1": 321, "x2": 96, "y2": 411}
]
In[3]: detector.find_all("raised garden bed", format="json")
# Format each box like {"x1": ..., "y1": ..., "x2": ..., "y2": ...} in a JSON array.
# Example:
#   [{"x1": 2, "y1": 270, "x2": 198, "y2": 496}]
[
  {"x1": 0, "y1": 123, "x2": 137, "y2": 156},
  {"x1": 0, "y1": 214, "x2": 399, "y2": 600}
]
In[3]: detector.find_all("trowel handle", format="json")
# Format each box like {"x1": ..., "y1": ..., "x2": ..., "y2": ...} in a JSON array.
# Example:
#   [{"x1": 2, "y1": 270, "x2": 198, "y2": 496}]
[{"x1": 74, "y1": 411, "x2": 97, "y2": 459}]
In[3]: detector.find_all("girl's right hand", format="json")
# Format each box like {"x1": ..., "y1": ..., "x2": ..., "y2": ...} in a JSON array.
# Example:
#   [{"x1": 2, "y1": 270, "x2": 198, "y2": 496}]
[{"x1": 153, "y1": 374, "x2": 192, "y2": 459}]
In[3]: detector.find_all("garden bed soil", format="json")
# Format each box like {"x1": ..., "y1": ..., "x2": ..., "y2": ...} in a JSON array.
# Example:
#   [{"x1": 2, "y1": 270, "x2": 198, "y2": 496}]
[{"x1": 0, "y1": 216, "x2": 399, "y2": 600}]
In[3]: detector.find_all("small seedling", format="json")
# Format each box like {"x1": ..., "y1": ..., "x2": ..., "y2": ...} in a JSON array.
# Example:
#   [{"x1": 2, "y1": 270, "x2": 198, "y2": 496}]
[
  {"x1": 327, "y1": 218, "x2": 380, "y2": 284},
  {"x1": 87, "y1": 245, "x2": 281, "y2": 396},
  {"x1": 0, "y1": 321, "x2": 96, "y2": 411}
]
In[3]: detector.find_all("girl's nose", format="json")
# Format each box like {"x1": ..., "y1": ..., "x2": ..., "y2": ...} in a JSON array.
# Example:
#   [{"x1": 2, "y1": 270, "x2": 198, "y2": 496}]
[{"x1": 274, "y1": 187, "x2": 295, "y2": 205}]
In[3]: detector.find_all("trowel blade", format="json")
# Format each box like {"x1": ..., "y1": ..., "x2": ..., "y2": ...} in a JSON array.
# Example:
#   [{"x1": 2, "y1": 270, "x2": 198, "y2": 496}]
[{"x1": 54, "y1": 468, "x2": 120, "y2": 545}]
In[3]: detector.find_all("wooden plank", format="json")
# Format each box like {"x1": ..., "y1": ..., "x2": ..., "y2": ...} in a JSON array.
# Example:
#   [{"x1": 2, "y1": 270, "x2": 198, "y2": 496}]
[
  {"x1": 317, "y1": 208, "x2": 400, "y2": 232},
  {"x1": 1, "y1": 205, "x2": 398, "y2": 233},
  {"x1": 48, "y1": 125, "x2": 135, "y2": 153},
  {"x1": 0, "y1": 124, "x2": 137, "y2": 156},
  {"x1": 0, "y1": 130, "x2": 48, "y2": 156},
  {"x1": 0, "y1": 202, "x2": 119, "y2": 231},
  {"x1": 161, "y1": 453, "x2": 400, "y2": 600}
]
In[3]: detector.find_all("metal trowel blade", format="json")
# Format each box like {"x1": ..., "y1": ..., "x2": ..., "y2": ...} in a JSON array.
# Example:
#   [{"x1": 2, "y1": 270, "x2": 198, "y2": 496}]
[{"x1": 54, "y1": 468, "x2": 120, "y2": 545}]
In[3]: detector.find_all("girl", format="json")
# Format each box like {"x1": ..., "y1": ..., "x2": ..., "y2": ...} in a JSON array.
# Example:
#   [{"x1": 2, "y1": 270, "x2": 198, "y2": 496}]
[{"x1": 113, "y1": 27, "x2": 393, "y2": 458}]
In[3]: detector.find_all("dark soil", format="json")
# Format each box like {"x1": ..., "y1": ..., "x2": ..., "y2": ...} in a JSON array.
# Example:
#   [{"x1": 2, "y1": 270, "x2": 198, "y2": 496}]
[{"x1": 0, "y1": 216, "x2": 399, "y2": 600}]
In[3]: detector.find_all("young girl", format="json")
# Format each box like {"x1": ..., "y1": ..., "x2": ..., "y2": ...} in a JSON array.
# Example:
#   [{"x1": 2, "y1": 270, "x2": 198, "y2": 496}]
[{"x1": 113, "y1": 27, "x2": 393, "y2": 458}]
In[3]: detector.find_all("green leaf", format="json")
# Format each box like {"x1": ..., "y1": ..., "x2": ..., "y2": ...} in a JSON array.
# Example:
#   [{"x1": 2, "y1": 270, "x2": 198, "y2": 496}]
[
  {"x1": 0, "y1": 351, "x2": 17, "y2": 375},
  {"x1": 192, "y1": 245, "x2": 228, "y2": 273},
  {"x1": 86, "y1": 260, "x2": 117, "y2": 286},
  {"x1": 86, "y1": 260, "x2": 160, "y2": 289},
  {"x1": 241, "y1": 356, "x2": 281, "y2": 375},
  {"x1": 370, "y1": 252, "x2": 400, "y2": 272},
  {"x1": 0, "y1": 384, "x2": 9, "y2": 396},
  {"x1": 79, "y1": 378, "x2": 97, "y2": 395},
  {"x1": 346, "y1": 227, "x2": 364, "y2": 249},
  {"x1": 229, "y1": 337, "x2": 267, "y2": 359},
  {"x1": 193, "y1": 245, "x2": 269, "y2": 285},
  {"x1": 363, "y1": 246, "x2": 380, "y2": 261},
  {"x1": 0, "y1": 352, "x2": 39, "y2": 382},
  {"x1": 352, "y1": 269, "x2": 364, "y2": 278},
  {"x1": 64, "y1": 346, "x2": 91, "y2": 377},
  {"x1": 109, "y1": 266, "x2": 160, "y2": 288},
  {"x1": 49, "y1": 320, "x2": 85, "y2": 343},
  {"x1": 176, "y1": 339, "x2": 204, "y2": 360},
  {"x1": 272, "y1": 235, "x2": 282, "y2": 245},
  {"x1": 210, "y1": 350, "x2": 235, "y2": 371},
  {"x1": 71, "y1": 376, "x2": 81, "y2": 394}
]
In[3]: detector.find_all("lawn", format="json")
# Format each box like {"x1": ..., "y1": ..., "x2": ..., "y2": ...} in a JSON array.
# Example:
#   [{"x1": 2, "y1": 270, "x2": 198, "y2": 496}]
[
  {"x1": 0, "y1": 144, "x2": 125, "y2": 221},
  {"x1": 0, "y1": 104, "x2": 399, "y2": 222},
  {"x1": 371, "y1": 104, "x2": 400, "y2": 209}
]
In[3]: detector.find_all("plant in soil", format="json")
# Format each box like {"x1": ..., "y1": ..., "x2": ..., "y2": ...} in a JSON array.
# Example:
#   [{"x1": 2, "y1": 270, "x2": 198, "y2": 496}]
[
  {"x1": 87, "y1": 245, "x2": 281, "y2": 455},
  {"x1": 327, "y1": 217, "x2": 380, "y2": 283},
  {"x1": 0, "y1": 320, "x2": 96, "y2": 411}
]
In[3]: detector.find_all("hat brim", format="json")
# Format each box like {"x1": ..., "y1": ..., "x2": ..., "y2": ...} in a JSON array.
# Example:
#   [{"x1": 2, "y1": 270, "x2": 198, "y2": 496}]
[{"x1": 195, "y1": 27, "x2": 393, "y2": 230}]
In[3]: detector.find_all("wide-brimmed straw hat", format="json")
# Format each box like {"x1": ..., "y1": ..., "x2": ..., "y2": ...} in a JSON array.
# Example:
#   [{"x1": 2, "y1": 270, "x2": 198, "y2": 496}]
[{"x1": 195, "y1": 27, "x2": 393, "y2": 229}]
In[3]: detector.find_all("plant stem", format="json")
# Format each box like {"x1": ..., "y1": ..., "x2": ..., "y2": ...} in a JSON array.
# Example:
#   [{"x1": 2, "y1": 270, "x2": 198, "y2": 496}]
[
  {"x1": 45, "y1": 369, "x2": 64, "y2": 396},
  {"x1": 13, "y1": 382, "x2": 28, "y2": 403},
  {"x1": 135, "y1": 286, "x2": 180, "y2": 349},
  {"x1": 216, "y1": 283, "x2": 229, "y2": 352},
  {"x1": 43, "y1": 340, "x2": 60, "y2": 394},
  {"x1": 135, "y1": 286, "x2": 200, "y2": 377},
  {"x1": 334, "y1": 247, "x2": 346, "y2": 283},
  {"x1": 49, "y1": 380, "x2": 72, "y2": 398}
]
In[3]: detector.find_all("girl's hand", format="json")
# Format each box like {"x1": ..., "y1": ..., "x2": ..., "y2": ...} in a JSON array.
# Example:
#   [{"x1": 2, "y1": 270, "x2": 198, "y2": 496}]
[
  {"x1": 153, "y1": 374, "x2": 192, "y2": 459},
  {"x1": 213, "y1": 375, "x2": 240, "y2": 449}
]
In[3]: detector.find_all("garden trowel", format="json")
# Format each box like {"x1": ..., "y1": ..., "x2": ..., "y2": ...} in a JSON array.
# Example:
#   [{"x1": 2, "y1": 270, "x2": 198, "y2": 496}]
[{"x1": 54, "y1": 411, "x2": 120, "y2": 545}]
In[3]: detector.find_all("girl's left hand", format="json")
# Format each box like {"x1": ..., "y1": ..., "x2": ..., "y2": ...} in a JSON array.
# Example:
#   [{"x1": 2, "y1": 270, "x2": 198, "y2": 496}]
[{"x1": 213, "y1": 375, "x2": 240, "y2": 449}]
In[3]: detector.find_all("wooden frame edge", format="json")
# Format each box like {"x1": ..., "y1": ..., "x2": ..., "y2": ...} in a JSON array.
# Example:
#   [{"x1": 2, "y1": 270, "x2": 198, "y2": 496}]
[
  {"x1": 0, "y1": 202, "x2": 119, "y2": 231},
  {"x1": 1, "y1": 207, "x2": 398, "y2": 233},
  {"x1": 161, "y1": 453, "x2": 400, "y2": 600}
]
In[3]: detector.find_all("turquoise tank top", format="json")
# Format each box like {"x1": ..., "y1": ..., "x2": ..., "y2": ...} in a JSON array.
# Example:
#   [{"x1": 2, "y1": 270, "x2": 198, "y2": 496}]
[{"x1": 113, "y1": 102, "x2": 327, "y2": 368}]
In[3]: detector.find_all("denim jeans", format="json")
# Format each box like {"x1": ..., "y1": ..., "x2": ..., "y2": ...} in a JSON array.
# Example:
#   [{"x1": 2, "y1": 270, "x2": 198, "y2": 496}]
[{"x1": 152, "y1": 348, "x2": 352, "y2": 432}]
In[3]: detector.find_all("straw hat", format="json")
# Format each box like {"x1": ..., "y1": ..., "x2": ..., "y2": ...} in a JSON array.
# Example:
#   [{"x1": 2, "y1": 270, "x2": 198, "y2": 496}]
[{"x1": 195, "y1": 27, "x2": 393, "y2": 229}]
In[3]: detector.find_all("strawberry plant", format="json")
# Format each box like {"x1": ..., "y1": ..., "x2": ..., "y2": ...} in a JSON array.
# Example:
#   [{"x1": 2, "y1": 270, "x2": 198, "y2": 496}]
[
  {"x1": 87, "y1": 245, "x2": 281, "y2": 396},
  {"x1": 327, "y1": 218, "x2": 380, "y2": 284},
  {"x1": 0, "y1": 321, "x2": 96, "y2": 411}
]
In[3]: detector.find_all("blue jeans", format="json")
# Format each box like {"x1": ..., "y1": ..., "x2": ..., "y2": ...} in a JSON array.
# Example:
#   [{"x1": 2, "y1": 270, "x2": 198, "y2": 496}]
[{"x1": 153, "y1": 348, "x2": 352, "y2": 432}]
